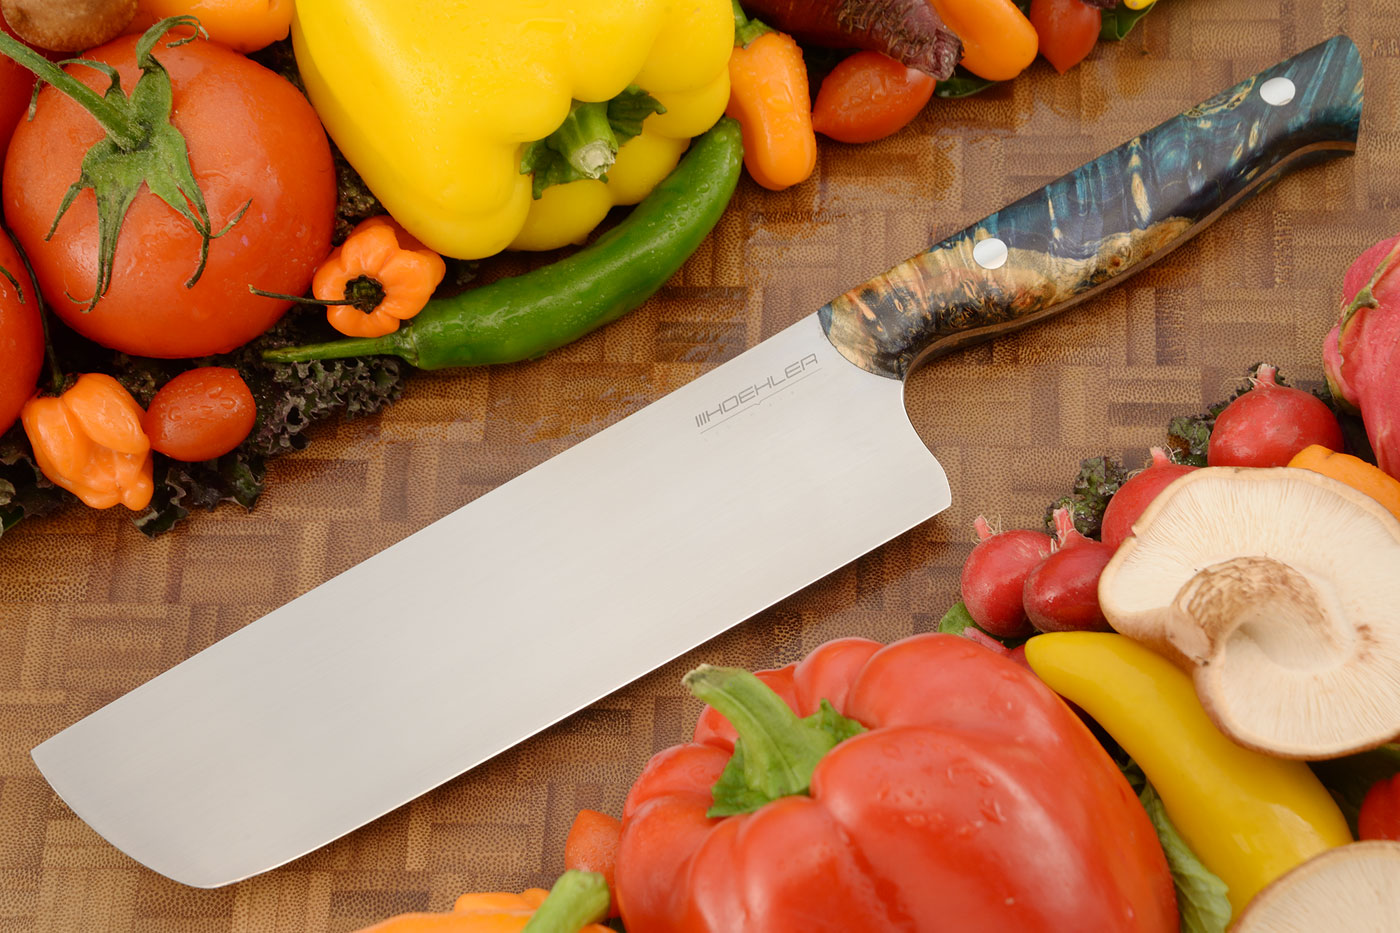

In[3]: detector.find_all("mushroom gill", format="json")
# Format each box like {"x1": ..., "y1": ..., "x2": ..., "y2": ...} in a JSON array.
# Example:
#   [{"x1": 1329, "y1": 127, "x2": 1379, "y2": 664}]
[{"x1": 1098, "y1": 467, "x2": 1400, "y2": 759}]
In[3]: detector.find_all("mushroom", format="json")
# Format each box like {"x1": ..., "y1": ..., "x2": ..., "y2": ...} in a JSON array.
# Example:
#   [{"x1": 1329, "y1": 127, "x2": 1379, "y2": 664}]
[
  {"x1": 2, "y1": 0, "x2": 137, "y2": 53},
  {"x1": 1097, "y1": 466, "x2": 1400, "y2": 759},
  {"x1": 1232, "y1": 841, "x2": 1400, "y2": 932}
]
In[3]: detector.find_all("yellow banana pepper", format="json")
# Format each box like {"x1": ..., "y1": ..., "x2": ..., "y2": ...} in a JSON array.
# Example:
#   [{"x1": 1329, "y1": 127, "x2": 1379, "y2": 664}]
[
  {"x1": 1124, "y1": 0, "x2": 1156, "y2": 8},
  {"x1": 292, "y1": 1, "x2": 734, "y2": 260},
  {"x1": 1025, "y1": 632, "x2": 1352, "y2": 918}
]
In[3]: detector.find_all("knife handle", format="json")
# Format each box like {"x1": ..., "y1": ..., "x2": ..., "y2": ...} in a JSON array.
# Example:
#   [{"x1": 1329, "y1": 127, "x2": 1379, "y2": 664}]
[{"x1": 819, "y1": 35, "x2": 1364, "y2": 379}]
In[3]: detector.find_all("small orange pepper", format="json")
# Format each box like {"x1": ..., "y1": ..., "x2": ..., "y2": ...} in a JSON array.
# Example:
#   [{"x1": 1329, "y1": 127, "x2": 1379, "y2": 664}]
[
  {"x1": 1287, "y1": 444, "x2": 1400, "y2": 522},
  {"x1": 929, "y1": 0, "x2": 1040, "y2": 82},
  {"x1": 354, "y1": 871, "x2": 613, "y2": 933},
  {"x1": 724, "y1": 0, "x2": 817, "y2": 192},
  {"x1": 20, "y1": 373, "x2": 154, "y2": 511},
  {"x1": 313, "y1": 216, "x2": 447, "y2": 340},
  {"x1": 130, "y1": 0, "x2": 294, "y2": 53}
]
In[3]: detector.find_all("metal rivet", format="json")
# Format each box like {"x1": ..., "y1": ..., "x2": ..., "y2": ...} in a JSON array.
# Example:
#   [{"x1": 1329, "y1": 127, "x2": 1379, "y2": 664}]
[
  {"x1": 1260, "y1": 76, "x2": 1296, "y2": 106},
  {"x1": 972, "y1": 237, "x2": 1009, "y2": 270}
]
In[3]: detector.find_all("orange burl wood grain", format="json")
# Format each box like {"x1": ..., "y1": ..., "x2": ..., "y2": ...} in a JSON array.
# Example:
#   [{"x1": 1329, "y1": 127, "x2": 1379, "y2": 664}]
[{"x1": 4, "y1": 1, "x2": 1399, "y2": 929}]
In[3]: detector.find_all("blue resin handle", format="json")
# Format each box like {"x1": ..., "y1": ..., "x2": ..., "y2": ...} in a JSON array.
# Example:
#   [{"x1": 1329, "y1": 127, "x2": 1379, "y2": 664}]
[{"x1": 820, "y1": 35, "x2": 1364, "y2": 379}]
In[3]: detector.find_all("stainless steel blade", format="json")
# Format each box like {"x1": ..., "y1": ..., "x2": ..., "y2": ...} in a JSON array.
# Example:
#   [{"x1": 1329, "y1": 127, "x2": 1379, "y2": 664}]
[{"x1": 31, "y1": 313, "x2": 948, "y2": 888}]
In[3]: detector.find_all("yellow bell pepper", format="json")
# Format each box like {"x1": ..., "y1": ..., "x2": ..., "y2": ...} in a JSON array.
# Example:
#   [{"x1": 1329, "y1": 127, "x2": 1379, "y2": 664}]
[
  {"x1": 1124, "y1": 0, "x2": 1157, "y2": 8},
  {"x1": 292, "y1": 1, "x2": 733, "y2": 260},
  {"x1": 1025, "y1": 632, "x2": 1352, "y2": 918}
]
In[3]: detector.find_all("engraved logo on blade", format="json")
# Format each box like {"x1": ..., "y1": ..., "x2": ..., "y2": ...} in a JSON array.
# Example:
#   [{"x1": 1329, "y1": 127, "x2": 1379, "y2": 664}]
[{"x1": 695, "y1": 354, "x2": 820, "y2": 432}]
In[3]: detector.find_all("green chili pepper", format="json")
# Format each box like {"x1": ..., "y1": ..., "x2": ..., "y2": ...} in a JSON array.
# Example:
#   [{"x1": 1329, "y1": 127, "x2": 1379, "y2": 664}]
[{"x1": 263, "y1": 117, "x2": 743, "y2": 369}]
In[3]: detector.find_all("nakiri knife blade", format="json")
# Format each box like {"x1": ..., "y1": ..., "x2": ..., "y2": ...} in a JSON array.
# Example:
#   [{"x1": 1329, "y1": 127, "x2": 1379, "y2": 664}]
[{"x1": 31, "y1": 36, "x2": 1363, "y2": 888}]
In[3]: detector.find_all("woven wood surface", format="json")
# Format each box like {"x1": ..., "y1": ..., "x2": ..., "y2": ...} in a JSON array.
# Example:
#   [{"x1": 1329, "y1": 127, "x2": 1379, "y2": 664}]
[{"x1": 3, "y1": 1, "x2": 1399, "y2": 929}]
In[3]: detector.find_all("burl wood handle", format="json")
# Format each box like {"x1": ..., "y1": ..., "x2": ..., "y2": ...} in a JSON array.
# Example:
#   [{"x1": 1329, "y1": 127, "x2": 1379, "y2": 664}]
[{"x1": 819, "y1": 35, "x2": 1364, "y2": 379}]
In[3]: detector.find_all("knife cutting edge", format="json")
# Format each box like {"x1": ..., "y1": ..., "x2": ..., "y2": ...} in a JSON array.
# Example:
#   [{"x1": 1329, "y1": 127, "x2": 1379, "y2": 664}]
[{"x1": 30, "y1": 36, "x2": 1363, "y2": 888}]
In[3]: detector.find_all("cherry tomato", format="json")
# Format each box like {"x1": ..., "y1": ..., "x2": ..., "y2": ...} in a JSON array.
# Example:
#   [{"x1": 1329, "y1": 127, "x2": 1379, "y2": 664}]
[
  {"x1": 4, "y1": 31, "x2": 335, "y2": 358},
  {"x1": 811, "y1": 51, "x2": 938, "y2": 145},
  {"x1": 1029, "y1": 0, "x2": 1102, "y2": 74},
  {"x1": 143, "y1": 367, "x2": 256, "y2": 462},
  {"x1": 1359, "y1": 773, "x2": 1400, "y2": 842},
  {"x1": 0, "y1": 225, "x2": 42, "y2": 436}
]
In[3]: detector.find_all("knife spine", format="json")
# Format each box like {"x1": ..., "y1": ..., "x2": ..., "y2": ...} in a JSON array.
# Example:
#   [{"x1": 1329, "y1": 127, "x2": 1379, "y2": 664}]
[{"x1": 818, "y1": 35, "x2": 1364, "y2": 380}]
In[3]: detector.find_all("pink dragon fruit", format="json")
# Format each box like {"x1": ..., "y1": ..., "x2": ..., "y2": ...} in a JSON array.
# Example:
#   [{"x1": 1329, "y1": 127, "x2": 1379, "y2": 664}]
[{"x1": 1323, "y1": 233, "x2": 1400, "y2": 478}]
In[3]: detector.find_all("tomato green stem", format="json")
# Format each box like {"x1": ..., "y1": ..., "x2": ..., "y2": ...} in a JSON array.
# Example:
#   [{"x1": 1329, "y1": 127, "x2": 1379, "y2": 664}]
[
  {"x1": 0, "y1": 33, "x2": 141, "y2": 149},
  {"x1": 520, "y1": 871, "x2": 610, "y2": 933},
  {"x1": 3, "y1": 228, "x2": 66, "y2": 391}
]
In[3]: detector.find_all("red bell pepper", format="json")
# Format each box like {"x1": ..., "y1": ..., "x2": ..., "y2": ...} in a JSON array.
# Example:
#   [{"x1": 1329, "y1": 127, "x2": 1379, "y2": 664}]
[{"x1": 615, "y1": 634, "x2": 1177, "y2": 931}]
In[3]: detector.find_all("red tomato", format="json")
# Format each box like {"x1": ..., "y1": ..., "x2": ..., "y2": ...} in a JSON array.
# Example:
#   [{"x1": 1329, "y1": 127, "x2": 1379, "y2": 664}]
[
  {"x1": 143, "y1": 367, "x2": 256, "y2": 461},
  {"x1": 811, "y1": 51, "x2": 937, "y2": 144},
  {"x1": 1359, "y1": 773, "x2": 1400, "y2": 842},
  {"x1": 0, "y1": 21, "x2": 40, "y2": 161},
  {"x1": 0, "y1": 225, "x2": 42, "y2": 435},
  {"x1": 3, "y1": 31, "x2": 335, "y2": 358},
  {"x1": 1029, "y1": 0, "x2": 1102, "y2": 74}
]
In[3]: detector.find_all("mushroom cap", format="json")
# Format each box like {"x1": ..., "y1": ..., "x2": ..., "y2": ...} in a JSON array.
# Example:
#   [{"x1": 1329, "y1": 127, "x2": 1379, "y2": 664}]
[
  {"x1": 1098, "y1": 467, "x2": 1400, "y2": 759},
  {"x1": 1233, "y1": 841, "x2": 1400, "y2": 932}
]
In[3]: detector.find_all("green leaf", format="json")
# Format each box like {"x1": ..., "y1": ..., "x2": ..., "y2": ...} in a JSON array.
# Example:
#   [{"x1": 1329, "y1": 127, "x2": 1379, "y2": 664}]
[
  {"x1": 521, "y1": 87, "x2": 666, "y2": 199},
  {"x1": 1138, "y1": 781, "x2": 1233, "y2": 933},
  {"x1": 1043, "y1": 455, "x2": 1130, "y2": 540},
  {"x1": 935, "y1": 68, "x2": 999, "y2": 99},
  {"x1": 1309, "y1": 744, "x2": 1400, "y2": 836},
  {"x1": 937, "y1": 602, "x2": 980, "y2": 637},
  {"x1": 0, "y1": 422, "x2": 68, "y2": 540},
  {"x1": 1101, "y1": 2, "x2": 1157, "y2": 41}
]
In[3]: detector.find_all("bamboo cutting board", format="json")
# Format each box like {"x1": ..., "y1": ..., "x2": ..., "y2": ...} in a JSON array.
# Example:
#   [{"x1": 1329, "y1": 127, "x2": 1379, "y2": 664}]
[{"x1": 3, "y1": 1, "x2": 1399, "y2": 929}]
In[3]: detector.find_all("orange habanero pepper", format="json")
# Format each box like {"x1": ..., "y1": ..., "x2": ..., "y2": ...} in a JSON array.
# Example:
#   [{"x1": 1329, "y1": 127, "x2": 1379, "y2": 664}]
[
  {"x1": 354, "y1": 871, "x2": 613, "y2": 933},
  {"x1": 725, "y1": 0, "x2": 817, "y2": 191},
  {"x1": 930, "y1": 0, "x2": 1039, "y2": 82},
  {"x1": 313, "y1": 216, "x2": 447, "y2": 340},
  {"x1": 21, "y1": 373, "x2": 154, "y2": 511}
]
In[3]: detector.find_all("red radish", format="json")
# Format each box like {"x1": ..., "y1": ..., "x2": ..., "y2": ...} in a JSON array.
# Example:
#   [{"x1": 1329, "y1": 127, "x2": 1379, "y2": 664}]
[
  {"x1": 1023, "y1": 509, "x2": 1114, "y2": 633},
  {"x1": 1324, "y1": 233, "x2": 1400, "y2": 478},
  {"x1": 960, "y1": 516, "x2": 1052, "y2": 639},
  {"x1": 1207, "y1": 364, "x2": 1344, "y2": 468},
  {"x1": 1100, "y1": 448, "x2": 1198, "y2": 551}
]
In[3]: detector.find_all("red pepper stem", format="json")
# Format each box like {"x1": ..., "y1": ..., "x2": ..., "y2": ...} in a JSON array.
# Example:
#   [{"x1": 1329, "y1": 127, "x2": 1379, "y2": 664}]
[
  {"x1": 684, "y1": 665, "x2": 836, "y2": 806},
  {"x1": 0, "y1": 31, "x2": 141, "y2": 150},
  {"x1": 520, "y1": 871, "x2": 610, "y2": 933}
]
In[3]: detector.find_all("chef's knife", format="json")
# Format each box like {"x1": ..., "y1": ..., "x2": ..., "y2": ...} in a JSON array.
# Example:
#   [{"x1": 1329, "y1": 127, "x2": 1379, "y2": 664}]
[{"x1": 31, "y1": 37, "x2": 1363, "y2": 888}]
